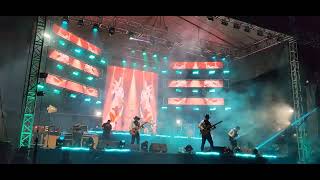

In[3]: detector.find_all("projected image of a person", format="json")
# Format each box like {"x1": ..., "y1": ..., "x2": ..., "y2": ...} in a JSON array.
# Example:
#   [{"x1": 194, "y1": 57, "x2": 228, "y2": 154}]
[
  {"x1": 140, "y1": 81, "x2": 154, "y2": 132},
  {"x1": 109, "y1": 77, "x2": 124, "y2": 129}
]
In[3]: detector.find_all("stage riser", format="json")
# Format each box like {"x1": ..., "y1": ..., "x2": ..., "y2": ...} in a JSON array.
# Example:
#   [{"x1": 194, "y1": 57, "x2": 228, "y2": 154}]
[{"x1": 33, "y1": 149, "x2": 292, "y2": 164}]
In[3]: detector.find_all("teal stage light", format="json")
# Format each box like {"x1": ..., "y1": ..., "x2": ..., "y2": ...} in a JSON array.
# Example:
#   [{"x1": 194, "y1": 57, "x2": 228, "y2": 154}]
[
  {"x1": 208, "y1": 70, "x2": 215, "y2": 75},
  {"x1": 175, "y1": 88, "x2": 182, "y2": 93},
  {"x1": 192, "y1": 70, "x2": 199, "y2": 75}
]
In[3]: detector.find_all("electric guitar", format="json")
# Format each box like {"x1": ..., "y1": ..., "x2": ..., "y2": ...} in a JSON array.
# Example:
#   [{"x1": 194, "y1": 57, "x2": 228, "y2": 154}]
[
  {"x1": 200, "y1": 121, "x2": 222, "y2": 135},
  {"x1": 129, "y1": 122, "x2": 150, "y2": 136}
]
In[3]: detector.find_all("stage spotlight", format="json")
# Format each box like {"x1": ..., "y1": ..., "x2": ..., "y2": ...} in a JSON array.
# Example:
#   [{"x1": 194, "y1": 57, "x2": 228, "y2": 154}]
[
  {"x1": 92, "y1": 24, "x2": 99, "y2": 32},
  {"x1": 176, "y1": 119, "x2": 182, "y2": 125},
  {"x1": 141, "y1": 141, "x2": 149, "y2": 152},
  {"x1": 108, "y1": 27, "x2": 115, "y2": 35},
  {"x1": 95, "y1": 111, "x2": 102, "y2": 117},
  {"x1": 277, "y1": 36, "x2": 283, "y2": 42},
  {"x1": 83, "y1": 137, "x2": 94, "y2": 149},
  {"x1": 36, "y1": 91, "x2": 44, "y2": 96},
  {"x1": 43, "y1": 32, "x2": 51, "y2": 39},
  {"x1": 128, "y1": 31, "x2": 134, "y2": 39},
  {"x1": 119, "y1": 140, "x2": 125, "y2": 148},
  {"x1": 39, "y1": 72, "x2": 48, "y2": 79},
  {"x1": 221, "y1": 19, "x2": 228, "y2": 26},
  {"x1": 87, "y1": 76, "x2": 94, "y2": 81},
  {"x1": 62, "y1": 16, "x2": 69, "y2": 25},
  {"x1": 53, "y1": 89, "x2": 61, "y2": 95},
  {"x1": 150, "y1": 36, "x2": 155, "y2": 45},
  {"x1": 56, "y1": 136, "x2": 64, "y2": 148},
  {"x1": 244, "y1": 26, "x2": 250, "y2": 33},
  {"x1": 233, "y1": 23, "x2": 240, "y2": 29},
  {"x1": 257, "y1": 29, "x2": 264, "y2": 36},
  {"x1": 70, "y1": 94, "x2": 77, "y2": 98},
  {"x1": 77, "y1": 19, "x2": 84, "y2": 27},
  {"x1": 207, "y1": 16, "x2": 214, "y2": 21},
  {"x1": 184, "y1": 145, "x2": 193, "y2": 153},
  {"x1": 288, "y1": 108, "x2": 294, "y2": 113},
  {"x1": 252, "y1": 148, "x2": 261, "y2": 157},
  {"x1": 37, "y1": 84, "x2": 44, "y2": 90},
  {"x1": 166, "y1": 41, "x2": 173, "y2": 49}
]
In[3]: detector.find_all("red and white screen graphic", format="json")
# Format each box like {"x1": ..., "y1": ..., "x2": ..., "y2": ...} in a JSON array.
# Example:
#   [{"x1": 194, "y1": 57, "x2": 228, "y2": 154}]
[
  {"x1": 48, "y1": 49, "x2": 100, "y2": 77},
  {"x1": 46, "y1": 74, "x2": 99, "y2": 97},
  {"x1": 170, "y1": 62, "x2": 224, "y2": 69},
  {"x1": 52, "y1": 24, "x2": 102, "y2": 55},
  {"x1": 168, "y1": 80, "x2": 224, "y2": 88},
  {"x1": 103, "y1": 66, "x2": 158, "y2": 133},
  {"x1": 168, "y1": 98, "x2": 224, "y2": 105}
]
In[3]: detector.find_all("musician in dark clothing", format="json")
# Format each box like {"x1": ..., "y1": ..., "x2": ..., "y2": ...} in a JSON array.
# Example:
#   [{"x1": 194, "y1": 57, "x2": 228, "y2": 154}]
[
  {"x1": 228, "y1": 126, "x2": 240, "y2": 151},
  {"x1": 130, "y1": 116, "x2": 143, "y2": 144},
  {"x1": 102, "y1": 120, "x2": 112, "y2": 140},
  {"x1": 198, "y1": 114, "x2": 215, "y2": 151}
]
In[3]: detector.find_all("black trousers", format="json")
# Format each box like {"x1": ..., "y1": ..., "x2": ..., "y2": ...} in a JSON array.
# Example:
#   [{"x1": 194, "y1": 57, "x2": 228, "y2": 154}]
[
  {"x1": 131, "y1": 132, "x2": 140, "y2": 144},
  {"x1": 201, "y1": 133, "x2": 214, "y2": 151},
  {"x1": 229, "y1": 137, "x2": 238, "y2": 150}
]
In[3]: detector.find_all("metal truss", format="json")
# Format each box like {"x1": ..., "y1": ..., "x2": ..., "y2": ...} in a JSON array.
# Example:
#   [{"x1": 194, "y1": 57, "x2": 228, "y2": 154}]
[
  {"x1": 65, "y1": 16, "x2": 183, "y2": 51},
  {"x1": 19, "y1": 16, "x2": 46, "y2": 147},
  {"x1": 288, "y1": 39, "x2": 311, "y2": 163}
]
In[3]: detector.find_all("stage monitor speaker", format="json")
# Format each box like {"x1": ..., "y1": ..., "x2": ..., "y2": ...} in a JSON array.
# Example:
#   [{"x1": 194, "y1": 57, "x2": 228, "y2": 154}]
[
  {"x1": 130, "y1": 144, "x2": 140, "y2": 151},
  {"x1": 149, "y1": 143, "x2": 167, "y2": 153},
  {"x1": 204, "y1": 146, "x2": 228, "y2": 154}
]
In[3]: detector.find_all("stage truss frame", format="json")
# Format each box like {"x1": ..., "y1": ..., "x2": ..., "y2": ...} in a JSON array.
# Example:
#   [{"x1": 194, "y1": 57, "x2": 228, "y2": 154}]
[
  {"x1": 19, "y1": 17, "x2": 310, "y2": 163},
  {"x1": 19, "y1": 16, "x2": 46, "y2": 147}
]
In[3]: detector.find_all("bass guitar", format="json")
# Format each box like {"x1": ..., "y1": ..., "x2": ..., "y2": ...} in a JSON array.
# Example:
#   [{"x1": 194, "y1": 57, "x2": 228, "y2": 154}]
[{"x1": 200, "y1": 121, "x2": 222, "y2": 136}]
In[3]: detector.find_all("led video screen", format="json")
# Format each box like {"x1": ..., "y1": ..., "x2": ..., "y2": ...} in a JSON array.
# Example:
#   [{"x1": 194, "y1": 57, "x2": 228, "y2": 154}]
[
  {"x1": 52, "y1": 24, "x2": 102, "y2": 55},
  {"x1": 48, "y1": 49, "x2": 100, "y2": 77},
  {"x1": 170, "y1": 62, "x2": 223, "y2": 69},
  {"x1": 103, "y1": 66, "x2": 158, "y2": 133},
  {"x1": 46, "y1": 74, "x2": 99, "y2": 97},
  {"x1": 168, "y1": 98, "x2": 224, "y2": 105},
  {"x1": 168, "y1": 80, "x2": 224, "y2": 88}
]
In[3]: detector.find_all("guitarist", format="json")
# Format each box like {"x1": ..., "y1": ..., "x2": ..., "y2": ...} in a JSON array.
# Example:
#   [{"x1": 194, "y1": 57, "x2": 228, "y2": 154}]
[
  {"x1": 130, "y1": 116, "x2": 144, "y2": 144},
  {"x1": 228, "y1": 126, "x2": 240, "y2": 151},
  {"x1": 198, "y1": 114, "x2": 215, "y2": 151}
]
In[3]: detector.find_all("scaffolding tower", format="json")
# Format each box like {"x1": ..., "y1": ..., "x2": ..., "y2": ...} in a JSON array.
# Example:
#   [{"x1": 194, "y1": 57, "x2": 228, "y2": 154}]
[
  {"x1": 288, "y1": 39, "x2": 311, "y2": 163},
  {"x1": 19, "y1": 16, "x2": 46, "y2": 147}
]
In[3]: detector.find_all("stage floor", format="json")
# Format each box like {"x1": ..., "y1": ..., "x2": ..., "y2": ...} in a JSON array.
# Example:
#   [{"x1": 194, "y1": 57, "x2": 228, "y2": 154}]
[{"x1": 34, "y1": 148, "x2": 292, "y2": 164}]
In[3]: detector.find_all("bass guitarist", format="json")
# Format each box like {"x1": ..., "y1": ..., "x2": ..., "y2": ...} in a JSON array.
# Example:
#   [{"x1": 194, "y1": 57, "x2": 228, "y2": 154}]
[
  {"x1": 130, "y1": 116, "x2": 144, "y2": 144},
  {"x1": 198, "y1": 114, "x2": 216, "y2": 151}
]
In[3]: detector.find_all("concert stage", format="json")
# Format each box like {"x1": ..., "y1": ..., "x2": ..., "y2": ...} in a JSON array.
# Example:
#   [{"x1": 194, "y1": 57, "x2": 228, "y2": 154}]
[{"x1": 34, "y1": 148, "x2": 291, "y2": 164}]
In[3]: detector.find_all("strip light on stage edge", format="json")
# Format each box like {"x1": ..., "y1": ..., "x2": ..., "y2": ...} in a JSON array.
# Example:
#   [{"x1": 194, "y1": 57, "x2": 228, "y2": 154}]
[
  {"x1": 235, "y1": 153, "x2": 256, "y2": 158},
  {"x1": 104, "y1": 149, "x2": 131, "y2": 152},
  {"x1": 61, "y1": 147, "x2": 90, "y2": 151},
  {"x1": 195, "y1": 152, "x2": 220, "y2": 156}
]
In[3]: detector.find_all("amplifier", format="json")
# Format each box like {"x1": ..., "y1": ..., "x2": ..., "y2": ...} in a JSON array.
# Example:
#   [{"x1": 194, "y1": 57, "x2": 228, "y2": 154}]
[{"x1": 149, "y1": 143, "x2": 167, "y2": 153}]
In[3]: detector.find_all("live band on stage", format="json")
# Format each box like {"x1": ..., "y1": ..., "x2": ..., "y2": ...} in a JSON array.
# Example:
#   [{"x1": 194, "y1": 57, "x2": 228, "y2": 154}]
[{"x1": 40, "y1": 113, "x2": 243, "y2": 153}]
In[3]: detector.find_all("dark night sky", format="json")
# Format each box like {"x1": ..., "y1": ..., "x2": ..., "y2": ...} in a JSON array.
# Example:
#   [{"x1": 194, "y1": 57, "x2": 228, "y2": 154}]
[{"x1": 1, "y1": 16, "x2": 320, "y2": 146}]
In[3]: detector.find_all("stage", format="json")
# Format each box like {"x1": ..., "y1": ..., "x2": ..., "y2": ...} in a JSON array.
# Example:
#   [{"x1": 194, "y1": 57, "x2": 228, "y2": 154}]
[{"x1": 32, "y1": 148, "x2": 292, "y2": 164}]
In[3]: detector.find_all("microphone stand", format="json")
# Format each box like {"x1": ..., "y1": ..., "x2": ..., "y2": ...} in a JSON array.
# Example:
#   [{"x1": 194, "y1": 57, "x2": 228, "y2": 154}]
[{"x1": 32, "y1": 129, "x2": 39, "y2": 164}]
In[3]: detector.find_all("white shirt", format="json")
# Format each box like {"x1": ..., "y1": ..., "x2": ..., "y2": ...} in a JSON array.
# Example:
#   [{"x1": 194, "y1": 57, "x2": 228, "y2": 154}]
[
  {"x1": 228, "y1": 128, "x2": 238, "y2": 138},
  {"x1": 130, "y1": 121, "x2": 140, "y2": 133}
]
